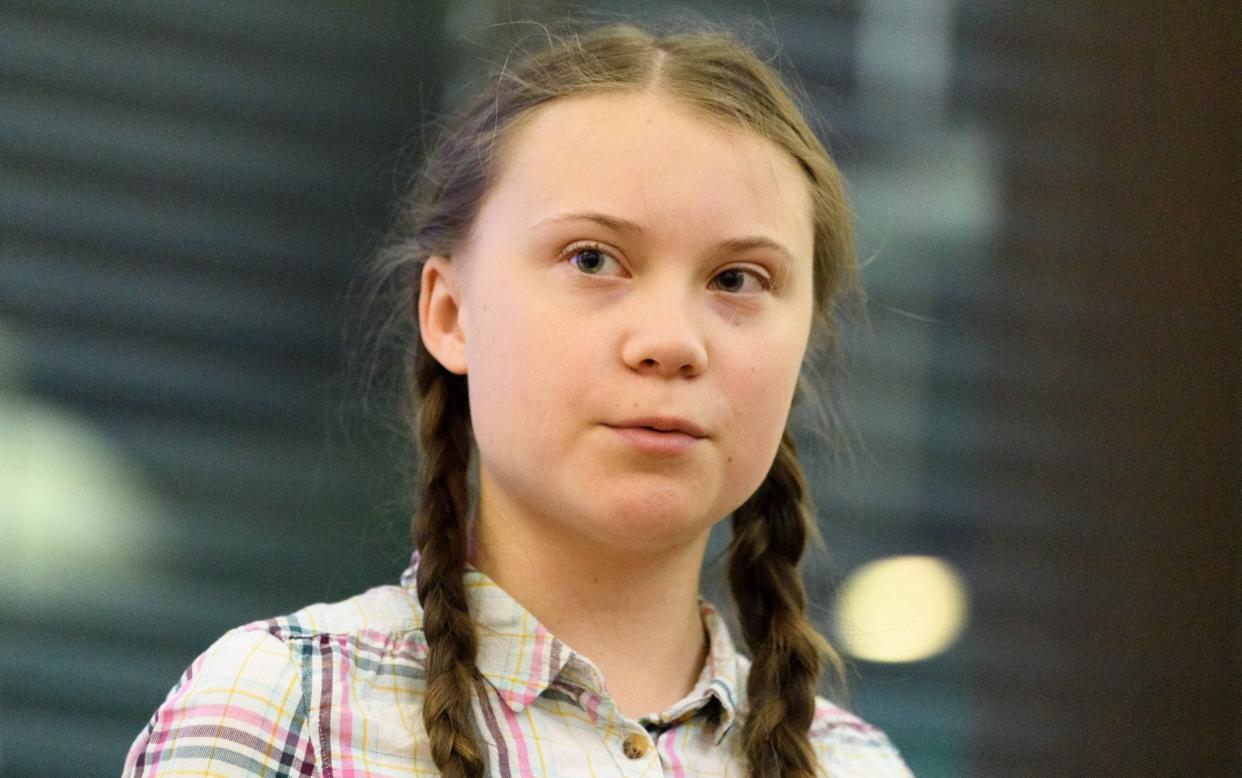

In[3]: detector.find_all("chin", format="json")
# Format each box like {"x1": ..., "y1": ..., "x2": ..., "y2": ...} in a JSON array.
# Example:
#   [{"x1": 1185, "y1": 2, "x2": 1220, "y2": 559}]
[{"x1": 577, "y1": 487, "x2": 717, "y2": 550}]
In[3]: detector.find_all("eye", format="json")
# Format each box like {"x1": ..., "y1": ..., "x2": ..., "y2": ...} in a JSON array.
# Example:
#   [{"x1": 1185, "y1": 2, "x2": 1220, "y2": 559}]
[
  {"x1": 710, "y1": 266, "x2": 770, "y2": 294},
  {"x1": 564, "y1": 242, "x2": 624, "y2": 276}
]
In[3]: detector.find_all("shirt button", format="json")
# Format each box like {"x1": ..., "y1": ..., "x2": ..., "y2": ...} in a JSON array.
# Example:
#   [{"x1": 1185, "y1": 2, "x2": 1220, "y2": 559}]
[{"x1": 621, "y1": 732, "x2": 649, "y2": 759}]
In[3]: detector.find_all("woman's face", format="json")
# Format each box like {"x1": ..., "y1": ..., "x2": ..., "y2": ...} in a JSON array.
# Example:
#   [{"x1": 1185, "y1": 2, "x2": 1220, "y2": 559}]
[{"x1": 437, "y1": 91, "x2": 816, "y2": 557}]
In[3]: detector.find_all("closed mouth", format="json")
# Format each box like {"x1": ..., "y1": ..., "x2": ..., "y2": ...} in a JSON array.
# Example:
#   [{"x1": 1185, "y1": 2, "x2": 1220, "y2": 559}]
[{"x1": 606, "y1": 417, "x2": 708, "y2": 438}]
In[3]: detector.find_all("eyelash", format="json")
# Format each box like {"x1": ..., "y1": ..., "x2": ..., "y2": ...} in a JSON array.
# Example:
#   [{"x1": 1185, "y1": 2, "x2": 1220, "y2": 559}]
[{"x1": 560, "y1": 241, "x2": 773, "y2": 293}]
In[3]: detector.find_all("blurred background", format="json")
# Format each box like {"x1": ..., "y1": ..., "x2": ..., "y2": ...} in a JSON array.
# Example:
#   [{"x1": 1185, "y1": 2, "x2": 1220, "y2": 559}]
[{"x1": 0, "y1": 1, "x2": 1237, "y2": 776}]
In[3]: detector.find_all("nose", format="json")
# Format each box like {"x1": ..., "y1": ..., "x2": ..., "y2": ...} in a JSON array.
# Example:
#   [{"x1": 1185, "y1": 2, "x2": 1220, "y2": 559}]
[{"x1": 620, "y1": 292, "x2": 708, "y2": 378}]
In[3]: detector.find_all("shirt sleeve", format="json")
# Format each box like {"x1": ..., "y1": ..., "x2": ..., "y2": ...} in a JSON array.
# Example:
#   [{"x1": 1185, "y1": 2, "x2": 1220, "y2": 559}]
[
  {"x1": 815, "y1": 726, "x2": 915, "y2": 778},
  {"x1": 810, "y1": 699, "x2": 915, "y2": 778},
  {"x1": 121, "y1": 624, "x2": 317, "y2": 778}
]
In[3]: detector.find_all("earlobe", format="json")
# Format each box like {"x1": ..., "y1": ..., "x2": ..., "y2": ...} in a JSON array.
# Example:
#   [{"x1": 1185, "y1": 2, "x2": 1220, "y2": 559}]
[{"x1": 418, "y1": 255, "x2": 469, "y2": 375}]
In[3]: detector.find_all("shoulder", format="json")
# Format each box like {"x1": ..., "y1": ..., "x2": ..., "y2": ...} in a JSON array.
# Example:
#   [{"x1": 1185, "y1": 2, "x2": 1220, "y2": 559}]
[
  {"x1": 808, "y1": 696, "x2": 914, "y2": 778},
  {"x1": 122, "y1": 624, "x2": 312, "y2": 777},
  {"x1": 726, "y1": 653, "x2": 912, "y2": 776},
  {"x1": 707, "y1": 615, "x2": 913, "y2": 776},
  {"x1": 122, "y1": 583, "x2": 425, "y2": 777},
  {"x1": 267, "y1": 581, "x2": 424, "y2": 640}
]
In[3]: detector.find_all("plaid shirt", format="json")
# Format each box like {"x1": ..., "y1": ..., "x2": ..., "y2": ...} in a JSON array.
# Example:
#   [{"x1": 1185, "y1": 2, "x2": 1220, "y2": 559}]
[{"x1": 123, "y1": 555, "x2": 912, "y2": 777}]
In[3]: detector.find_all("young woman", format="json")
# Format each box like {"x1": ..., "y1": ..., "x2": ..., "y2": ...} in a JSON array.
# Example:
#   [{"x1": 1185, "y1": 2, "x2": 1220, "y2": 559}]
[{"x1": 123, "y1": 21, "x2": 913, "y2": 778}]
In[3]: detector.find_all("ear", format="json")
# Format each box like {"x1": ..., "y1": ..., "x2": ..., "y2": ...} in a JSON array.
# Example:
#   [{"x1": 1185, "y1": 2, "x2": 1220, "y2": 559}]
[{"x1": 418, "y1": 255, "x2": 469, "y2": 375}]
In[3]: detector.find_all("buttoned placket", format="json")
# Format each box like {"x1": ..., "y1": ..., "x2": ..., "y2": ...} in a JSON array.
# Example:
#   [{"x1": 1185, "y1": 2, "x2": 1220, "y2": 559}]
[
  {"x1": 422, "y1": 558, "x2": 749, "y2": 775},
  {"x1": 552, "y1": 638, "x2": 734, "y2": 775},
  {"x1": 618, "y1": 718, "x2": 688, "y2": 777},
  {"x1": 621, "y1": 727, "x2": 654, "y2": 761}
]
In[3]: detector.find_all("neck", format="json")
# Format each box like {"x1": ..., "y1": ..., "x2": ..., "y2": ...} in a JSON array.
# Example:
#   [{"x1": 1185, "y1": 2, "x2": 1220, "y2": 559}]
[{"x1": 469, "y1": 494, "x2": 712, "y2": 720}]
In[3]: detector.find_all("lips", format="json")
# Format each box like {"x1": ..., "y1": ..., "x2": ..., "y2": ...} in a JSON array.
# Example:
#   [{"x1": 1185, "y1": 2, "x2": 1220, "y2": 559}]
[
  {"x1": 604, "y1": 420, "x2": 705, "y2": 456},
  {"x1": 605, "y1": 416, "x2": 708, "y2": 438}
]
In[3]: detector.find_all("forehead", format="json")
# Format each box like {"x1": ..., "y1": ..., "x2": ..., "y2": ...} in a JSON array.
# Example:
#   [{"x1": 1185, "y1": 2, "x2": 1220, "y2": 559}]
[{"x1": 475, "y1": 91, "x2": 813, "y2": 257}]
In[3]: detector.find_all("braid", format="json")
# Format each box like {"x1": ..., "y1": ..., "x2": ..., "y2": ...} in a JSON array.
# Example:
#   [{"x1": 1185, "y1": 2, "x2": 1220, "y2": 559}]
[
  {"x1": 412, "y1": 344, "x2": 486, "y2": 778},
  {"x1": 728, "y1": 428, "x2": 839, "y2": 778}
]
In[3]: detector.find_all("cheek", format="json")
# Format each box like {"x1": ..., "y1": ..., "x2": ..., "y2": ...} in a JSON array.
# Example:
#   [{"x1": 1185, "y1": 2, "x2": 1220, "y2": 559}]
[
  {"x1": 719, "y1": 338, "x2": 805, "y2": 489},
  {"x1": 464, "y1": 283, "x2": 589, "y2": 451}
]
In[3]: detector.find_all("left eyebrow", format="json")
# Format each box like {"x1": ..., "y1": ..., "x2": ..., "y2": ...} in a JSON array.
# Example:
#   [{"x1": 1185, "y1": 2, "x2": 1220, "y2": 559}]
[
  {"x1": 712, "y1": 236, "x2": 796, "y2": 270},
  {"x1": 531, "y1": 211, "x2": 798, "y2": 267}
]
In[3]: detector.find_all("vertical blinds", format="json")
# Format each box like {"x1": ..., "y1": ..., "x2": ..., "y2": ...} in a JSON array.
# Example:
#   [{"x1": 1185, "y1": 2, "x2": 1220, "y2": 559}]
[{"x1": 1, "y1": 2, "x2": 447, "y2": 775}]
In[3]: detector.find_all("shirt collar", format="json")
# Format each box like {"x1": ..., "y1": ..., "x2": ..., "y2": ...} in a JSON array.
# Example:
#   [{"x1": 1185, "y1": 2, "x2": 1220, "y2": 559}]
[
  {"x1": 647, "y1": 599, "x2": 743, "y2": 744},
  {"x1": 400, "y1": 552, "x2": 743, "y2": 738}
]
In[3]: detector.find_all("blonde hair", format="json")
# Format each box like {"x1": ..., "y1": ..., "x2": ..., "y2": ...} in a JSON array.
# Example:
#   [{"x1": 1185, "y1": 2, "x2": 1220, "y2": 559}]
[{"x1": 371, "y1": 20, "x2": 856, "y2": 778}]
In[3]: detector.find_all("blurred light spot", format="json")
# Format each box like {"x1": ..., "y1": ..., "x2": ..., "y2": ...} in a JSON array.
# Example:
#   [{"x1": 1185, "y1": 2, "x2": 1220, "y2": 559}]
[
  {"x1": 0, "y1": 321, "x2": 161, "y2": 597},
  {"x1": 833, "y1": 555, "x2": 968, "y2": 663}
]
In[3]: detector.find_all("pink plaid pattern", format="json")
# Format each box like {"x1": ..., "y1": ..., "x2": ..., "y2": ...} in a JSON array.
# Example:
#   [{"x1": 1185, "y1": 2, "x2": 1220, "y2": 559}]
[{"x1": 123, "y1": 555, "x2": 912, "y2": 776}]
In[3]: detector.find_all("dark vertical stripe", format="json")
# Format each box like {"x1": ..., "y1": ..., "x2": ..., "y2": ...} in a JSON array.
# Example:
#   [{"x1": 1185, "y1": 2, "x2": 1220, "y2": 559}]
[
  {"x1": 299, "y1": 737, "x2": 317, "y2": 777},
  {"x1": 315, "y1": 634, "x2": 336, "y2": 778},
  {"x1": 285, "y1": 616, "x2": 321, "y2": 776},
  {"x1": 547, "y1": 639, "x2": 561, "y2": 682},
  {"x1": 276, "y1": 660, "x2": 312, "y2": 776},
  {"x1": 131, "y1": 721, "x2": 153, "y2": 776},
  {"x1": 478, "y1": 690, "x2": 513, "y2": 778}
]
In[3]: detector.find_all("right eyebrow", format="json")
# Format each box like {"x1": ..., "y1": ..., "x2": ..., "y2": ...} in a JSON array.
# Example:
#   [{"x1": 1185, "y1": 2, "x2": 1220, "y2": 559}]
[{"x1": 531, "y1": 211, "x2": 647, "y2": 236}]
